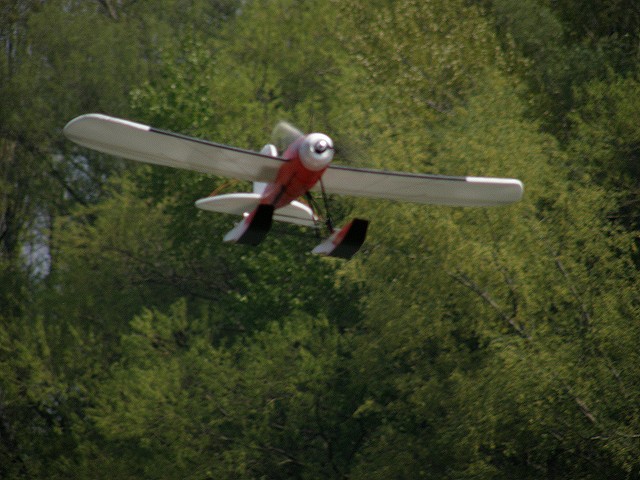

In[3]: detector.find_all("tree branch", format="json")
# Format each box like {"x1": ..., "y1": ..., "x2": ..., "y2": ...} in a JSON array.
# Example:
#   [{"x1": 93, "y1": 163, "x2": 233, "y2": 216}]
[
  {"x1": 96, "y1": 0, "x2": 119, "y2": 20},
  {"x1": 553, "y1": 257, "x2": 591, "y2": 329},
  {"x1": 447, "y1": 269, "x2": 529, "y2": 339}
]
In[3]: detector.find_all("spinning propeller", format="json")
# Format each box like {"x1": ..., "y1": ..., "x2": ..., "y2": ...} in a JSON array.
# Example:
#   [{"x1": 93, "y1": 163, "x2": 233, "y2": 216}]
[
  {"x1": 271, "y1": 121, "x2": 304, "y2": 153},
  {"x1": 271, "y1": 121, "x2": 335, "y2": 171}
]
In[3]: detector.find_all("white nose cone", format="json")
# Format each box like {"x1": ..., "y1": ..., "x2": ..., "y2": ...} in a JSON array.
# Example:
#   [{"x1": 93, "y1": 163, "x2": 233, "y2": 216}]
[{"x1": 299, "y1": 133, "x2": 334, "y2": 171}]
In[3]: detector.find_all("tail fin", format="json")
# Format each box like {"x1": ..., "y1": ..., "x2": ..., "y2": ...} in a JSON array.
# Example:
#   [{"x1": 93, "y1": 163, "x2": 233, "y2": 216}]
[
  {"x1": 223, "y1": 204, "x2": 274, "y2": 246},
  {"x1": 312, "y1": 219, "x2": 369, "y2": 259}
]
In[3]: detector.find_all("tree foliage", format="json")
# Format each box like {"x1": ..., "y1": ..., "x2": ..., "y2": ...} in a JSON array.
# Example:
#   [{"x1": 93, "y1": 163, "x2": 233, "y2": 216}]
[{"x1": 1, "y1": 0, "x2": 640, "y2": 478}]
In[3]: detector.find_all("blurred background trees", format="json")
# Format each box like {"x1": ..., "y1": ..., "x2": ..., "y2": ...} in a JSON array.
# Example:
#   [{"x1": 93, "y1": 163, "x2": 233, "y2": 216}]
[{"x1": 1, "y1": 0, "x2": 639, "y2": 477}]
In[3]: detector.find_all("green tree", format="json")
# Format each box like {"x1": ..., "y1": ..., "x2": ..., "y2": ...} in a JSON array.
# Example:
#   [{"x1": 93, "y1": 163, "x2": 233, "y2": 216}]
[
  {"x1": 3, "y1": 0, "x2": 640, "y2": 476},
  {"x1": 569, "y1": 75, "x2": 640, "y2": 232},
  {"x1": 1, "y1": 1, "x2": 242, "y2": 476},
  {"x1": 341, "y1": 71, "x2": 640, "y2": 477},
  {"x1": 86, "y1": 300, "x2": 363, "y2": 478}
]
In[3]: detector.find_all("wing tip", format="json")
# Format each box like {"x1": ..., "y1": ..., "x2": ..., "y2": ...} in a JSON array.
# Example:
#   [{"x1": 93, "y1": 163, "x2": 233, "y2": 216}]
[
  {"x1": 63, "y1": 114, "x2": 96, "y2": 139},
  {"x1": 64, "y1": 113, "x2": 151, "y2": 142},
  {"x1": 465, "y1": 176, "x2": 524, "y2": 204}
]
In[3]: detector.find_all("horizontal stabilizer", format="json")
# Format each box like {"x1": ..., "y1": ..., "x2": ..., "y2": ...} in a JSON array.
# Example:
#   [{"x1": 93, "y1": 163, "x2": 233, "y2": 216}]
[{"x1": 196, "y1": 193, "x2": 317, "y2": 227}]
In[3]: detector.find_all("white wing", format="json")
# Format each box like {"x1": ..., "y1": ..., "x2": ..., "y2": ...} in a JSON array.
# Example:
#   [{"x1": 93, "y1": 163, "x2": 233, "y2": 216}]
[
  {"x1": 316, "y1": 165, "x2": 523, "y2": 207},
  {"x1": 65, "y1": 114, "x2": 523, "y2": 207},
  {"x1": 63, "y1": 114, "x2": 285, "y2": 182}
]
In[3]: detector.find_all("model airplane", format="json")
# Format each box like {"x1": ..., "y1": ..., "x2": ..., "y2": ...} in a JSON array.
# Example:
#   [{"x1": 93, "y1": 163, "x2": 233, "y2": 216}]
[{"x1": 63, "y1": 114, "x2": 524, "y2": 259}]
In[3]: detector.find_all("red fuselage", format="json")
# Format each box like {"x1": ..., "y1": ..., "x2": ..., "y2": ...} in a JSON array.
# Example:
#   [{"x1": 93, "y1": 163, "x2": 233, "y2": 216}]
[{"x1": 260, "y1": 137, "x2": 327, "y2": 209}]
